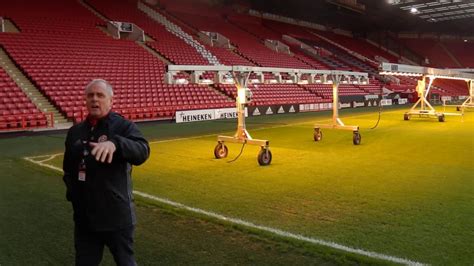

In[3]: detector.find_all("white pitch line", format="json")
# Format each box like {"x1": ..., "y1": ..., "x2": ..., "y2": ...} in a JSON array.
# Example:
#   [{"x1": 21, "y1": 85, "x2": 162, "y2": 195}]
[
  {"x1": 23, "y1": 154, "x2": 425, "y2": 266},
  {"x1": 24, "y1": 156, "x2": 64, "y2": 172},
  {"x1": 36, "y1": 154, "x2": 61, "y2": 163},
  {"x1": 134, "y1": 191, "x2": 424, "y2": 266},
  {"x1": 25, "y1": 153, "x2": 63, "y2": 159}
]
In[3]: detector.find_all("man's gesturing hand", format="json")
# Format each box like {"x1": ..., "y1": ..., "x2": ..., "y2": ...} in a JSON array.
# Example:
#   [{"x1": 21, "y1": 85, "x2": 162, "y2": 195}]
[{"x1": 89, "y1": 141, "x2": 116, "y2": 163}]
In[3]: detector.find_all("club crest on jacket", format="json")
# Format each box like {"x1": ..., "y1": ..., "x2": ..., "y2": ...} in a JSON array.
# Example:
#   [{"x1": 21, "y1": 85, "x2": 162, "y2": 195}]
[{"x1": 98, "y1": 135, "x2": 108, "y2": 143}]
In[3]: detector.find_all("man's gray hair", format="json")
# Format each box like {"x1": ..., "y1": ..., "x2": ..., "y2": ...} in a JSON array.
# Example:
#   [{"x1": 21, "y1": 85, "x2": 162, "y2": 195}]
[{"x1": 85, "y1": 79, "x2": 114, "y2": 97}]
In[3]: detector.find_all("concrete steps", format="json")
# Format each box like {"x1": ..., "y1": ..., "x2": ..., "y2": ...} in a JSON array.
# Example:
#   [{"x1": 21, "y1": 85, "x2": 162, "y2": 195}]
[
  {"x1": 3, "y1": 18, "x2": 20, "y2": 33},
  {"x1": 82, "y1": 1, "x2": 162, "y2": 63},
  {"x1": 78, "y1": 0, "x2": 108, "y2": 22},
  {"x1": 138, "y1": 1, "x2": 221, "y2": 65},
  {"x1": 0, "y1": 48, "x2": 71, "y2": 128}
]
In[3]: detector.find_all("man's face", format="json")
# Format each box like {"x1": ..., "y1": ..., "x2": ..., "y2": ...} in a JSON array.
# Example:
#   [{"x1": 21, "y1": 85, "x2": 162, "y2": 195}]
[{"x1": 86, "y1": 82, "x2": 113, "y2": 119}]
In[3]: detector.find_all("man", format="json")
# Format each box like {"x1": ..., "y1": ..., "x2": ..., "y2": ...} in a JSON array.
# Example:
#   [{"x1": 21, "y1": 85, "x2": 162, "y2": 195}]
[{"x1": 63, "y1": 79, "x2": 150, "y2": 266}]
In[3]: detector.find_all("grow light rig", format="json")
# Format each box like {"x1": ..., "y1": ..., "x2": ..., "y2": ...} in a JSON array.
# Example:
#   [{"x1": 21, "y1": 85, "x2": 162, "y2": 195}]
[
  {"x1": 457, "y1": 80, "x2": 473, "y2": 111},
  {"x1": 166, "y1": 65, "x2": 370, "y2": 165},
  {"x1": 380, "y1": 63, "x2": 474, "y2": 122},
  {"x1": 311, "y1": 70, "x2": 369, "y2": 145}
]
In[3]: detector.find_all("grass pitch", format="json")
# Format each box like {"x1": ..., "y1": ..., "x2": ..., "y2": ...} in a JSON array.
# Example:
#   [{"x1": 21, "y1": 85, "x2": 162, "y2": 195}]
[
  {"x1": 132, "y1": 107, "x2": 473, "y2": 265},
  {"x1": 2, "y1": 106, "x2": 473, "y2": 265}
]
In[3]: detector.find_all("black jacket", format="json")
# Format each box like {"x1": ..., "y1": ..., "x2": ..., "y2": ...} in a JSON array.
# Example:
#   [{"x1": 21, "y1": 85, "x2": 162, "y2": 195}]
[{"x1": 63, "y1": 112, "x2": 150, "y2": 231}]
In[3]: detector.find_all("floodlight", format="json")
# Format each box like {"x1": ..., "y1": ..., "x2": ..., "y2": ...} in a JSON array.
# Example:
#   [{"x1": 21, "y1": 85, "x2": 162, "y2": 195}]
[
  {"x1": 200, "y1": 79, "x2": 213, "y2": 84},
  {"x1": 224, "y1": 78, "x2": 234, "y2": 84},
  {"x1": 176, "y1": 78, "x2": 188, "y2": 84},
  {"x1": 379, "y1": 71, "x2": 423, "y2": 77},
  {"x1": 361, "y1": 76, "x2": 369, "y2": 84}
]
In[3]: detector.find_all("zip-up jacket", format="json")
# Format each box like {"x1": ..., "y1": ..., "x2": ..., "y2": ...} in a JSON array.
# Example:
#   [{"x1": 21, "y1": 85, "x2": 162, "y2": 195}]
[{"x1": 63, "y1": 112, "x2": 150, "y2": 231}]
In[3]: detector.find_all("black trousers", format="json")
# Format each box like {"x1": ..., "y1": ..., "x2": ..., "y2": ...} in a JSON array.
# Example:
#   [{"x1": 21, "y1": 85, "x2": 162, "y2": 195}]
[{"x1": 74, "y1": 225, "x2": 136, "y2": 266}]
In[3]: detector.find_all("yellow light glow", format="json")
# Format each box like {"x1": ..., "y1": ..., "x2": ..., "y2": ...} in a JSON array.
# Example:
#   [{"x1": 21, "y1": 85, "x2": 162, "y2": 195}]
[{"x1": 379, "y1": 71, "x2": 423, "y2": 77}]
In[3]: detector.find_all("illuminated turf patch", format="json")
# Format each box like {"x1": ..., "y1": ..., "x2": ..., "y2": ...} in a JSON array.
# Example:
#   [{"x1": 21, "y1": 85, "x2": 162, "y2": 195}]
[
  {"x1": 23, "y1": 108, "x2": 474, "y2": 265},
  {"x1": 23, "y1": 152, "x2": 425, "y2": 265}
]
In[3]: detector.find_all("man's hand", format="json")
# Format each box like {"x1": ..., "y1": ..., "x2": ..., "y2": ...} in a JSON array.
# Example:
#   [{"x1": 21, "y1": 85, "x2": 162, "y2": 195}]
[{"x1": 89, "y1": 141, "x2": 116, "y2": 163}]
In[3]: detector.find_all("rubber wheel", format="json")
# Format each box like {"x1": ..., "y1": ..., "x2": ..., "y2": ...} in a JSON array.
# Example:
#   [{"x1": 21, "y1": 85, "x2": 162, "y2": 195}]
[
  {"x1": 438, "y1": 114, "x2": 445, "y2": 122},
  {"x1": 214, "y1": 143, "x2": 228, "y2": 159},
  {"x1": 404, "y1": 113, "x2": 410, "y2": 121},
  {"x1": 257, "y1": 148, "x2": 272, "y2": 166},
  {"x1": 314, "y1": 129, "x2": 322, "y2": 142},
  {"x1": 353, "y1": 132, "x2": 361, "y2": 145}
]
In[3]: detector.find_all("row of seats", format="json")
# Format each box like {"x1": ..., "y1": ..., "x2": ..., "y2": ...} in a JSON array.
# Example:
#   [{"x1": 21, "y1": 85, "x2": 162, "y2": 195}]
[
  {"x1": 1, "y1": 0, "x2": 239, "y2": 124},
  {"x1": 87, "y1": 0, "x2": 211, "y2": 66},
  {"x1": 323, "y1": 31, "x2": 397, "y2": 62},
  {"x1": 0, "y1": 67, "x2": 47, "y2": 130},
  {"x1": 1, "y1": 0, "x2": 469, "y2": 132},
  {"x1": 401, "y1": 39, "x2": 459, "y2": 68},
  {"x1": 164, "y1": 9, "x2": 313, "y2": 69},
  {"x1": 226, "y1": 15, "x2": 336, "y2": 70},
  {"x1": 0, "y1": 113, "x2": 48, "y2": 130}
]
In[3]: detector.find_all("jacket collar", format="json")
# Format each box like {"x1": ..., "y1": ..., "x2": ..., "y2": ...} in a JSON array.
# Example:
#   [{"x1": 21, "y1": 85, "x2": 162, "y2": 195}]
[{"x1": 86, "y1": 112, "x2": 112, "y2": 127}]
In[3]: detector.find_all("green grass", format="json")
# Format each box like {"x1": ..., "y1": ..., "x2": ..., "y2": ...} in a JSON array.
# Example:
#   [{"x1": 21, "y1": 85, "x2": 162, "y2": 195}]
[
  {"x1": 2, "y1": 106, "x2": 473, "y2": 265},
  {"x1": 1, "y1": 159, "x2": 378, "y2": 265},
  {"x1": 130, "y1": 107, "x2": 474, "y2": 265}
]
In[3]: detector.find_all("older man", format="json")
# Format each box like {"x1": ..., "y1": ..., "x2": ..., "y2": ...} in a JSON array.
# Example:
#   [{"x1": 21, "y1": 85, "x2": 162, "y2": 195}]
[{"x1": 63, "y1": 79, "x2": 150, "y2": 266}]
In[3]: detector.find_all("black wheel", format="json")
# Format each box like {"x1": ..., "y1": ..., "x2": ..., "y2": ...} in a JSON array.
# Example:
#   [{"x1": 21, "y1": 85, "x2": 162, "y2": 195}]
[
  {"x1": 314, "y1": 129, "x2": 322, "y2": 142},
  {"x1": 438, "y1": 114, "x2": 445, "y2": 122},
  {"x1": 404, "y1": 113, "x2": 410, "y2": 120},
  {"x1": 257, "y1": 148, "x2": 272, "y2": 166},
  {"x1": 214, "y1": 143, "x2": 228, "y2": 159},
  {"x1": 353, "y1": 131, "x2": 361, "y2": 145}
]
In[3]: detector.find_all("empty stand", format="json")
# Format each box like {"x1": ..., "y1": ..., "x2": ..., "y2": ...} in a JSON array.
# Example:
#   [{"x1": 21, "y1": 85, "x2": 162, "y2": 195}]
[
  {"x1": 400, "y1": 38, "x2": 459, "y2": 68},
  {"x1": 439, "y1": 40, "x2": 474, "y2": 68},
  {"x1": 315, "y1": 30, "x2": 399, "y2": 63},
  {"x1": 216, "y1": 83, "x2": 328, "y2": 106},
  {"x1": 158, "y1": 2, "x2": 313, "y2": 69},
  {"x1": 301, "y1": 83, "x2": 367, "y2": 100},
  {"x1": 0, "y1": 67, "x2": 47, "y2": 130},
  {"x1": 0, "y1": 0, "x2": 235, "y2": 125},
  {"x1": 87, "y1": 0, "x2": 210, "y2": 65},
  {"x1": 0, "y1": 0, "x2": 469, "y2": 133}
]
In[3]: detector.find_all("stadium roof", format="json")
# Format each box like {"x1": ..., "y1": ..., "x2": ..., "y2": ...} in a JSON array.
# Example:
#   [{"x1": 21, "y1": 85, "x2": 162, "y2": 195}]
[
  {"x1": 387, "y1": 0, "x2": 474, "y2": 22},
  {"x1": 249, "y1": 0, "x2": 474, "y2": 36}
]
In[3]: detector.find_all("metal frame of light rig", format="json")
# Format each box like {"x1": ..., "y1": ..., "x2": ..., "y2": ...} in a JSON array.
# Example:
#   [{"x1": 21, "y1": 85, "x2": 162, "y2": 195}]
[
  {"x1": 312, "y1": 70, "x2": 369, "y2": 145},
  {"x1": 166, "y1": 65, "x2": 369, "y2": 165},
  {"x1": 457, "y1": 80, "x2": 474, "y2": 111},
  {"x1": 380, "y1": 62, "x2": 474, "y2": 122}
]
